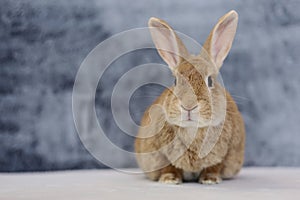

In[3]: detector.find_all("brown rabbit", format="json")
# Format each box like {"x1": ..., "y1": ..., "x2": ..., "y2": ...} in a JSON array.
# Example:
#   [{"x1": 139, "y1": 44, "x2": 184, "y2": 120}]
[{"x1": 135, "y1": 10, "x2": 245, "y2": 184}]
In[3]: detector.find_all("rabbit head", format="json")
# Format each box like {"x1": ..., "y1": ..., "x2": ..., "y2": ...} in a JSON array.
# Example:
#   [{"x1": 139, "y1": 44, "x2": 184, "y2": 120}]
[{"x1": 148, "y1": 11, "x2": 238, "y2": 128}]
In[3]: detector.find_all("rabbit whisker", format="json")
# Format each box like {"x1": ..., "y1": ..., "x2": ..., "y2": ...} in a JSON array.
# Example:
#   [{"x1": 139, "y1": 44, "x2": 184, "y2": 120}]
[{"x1": 230, "y1": 94, "x2": 250, "y2": 101}]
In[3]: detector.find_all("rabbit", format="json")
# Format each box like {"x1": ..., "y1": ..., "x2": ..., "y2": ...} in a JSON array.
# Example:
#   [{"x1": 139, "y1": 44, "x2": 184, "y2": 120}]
[{"x1": 135, "y1": 10, "x2": 245, "y2": 184}]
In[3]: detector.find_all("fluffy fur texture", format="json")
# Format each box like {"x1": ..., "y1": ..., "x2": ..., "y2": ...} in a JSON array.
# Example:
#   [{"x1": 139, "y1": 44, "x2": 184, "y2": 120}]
[{"x1": 135, "y1": 10, "x2": 245, "y2": 184}]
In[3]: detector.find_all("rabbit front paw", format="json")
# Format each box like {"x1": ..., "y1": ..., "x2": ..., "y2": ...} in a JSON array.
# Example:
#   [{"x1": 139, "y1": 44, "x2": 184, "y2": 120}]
[
  {"x1": 159, "y1": 173, "x2": 182, "y2": 184},
  {"x1": 199, "y1": 173, "x2": 222, "y2": 185}
]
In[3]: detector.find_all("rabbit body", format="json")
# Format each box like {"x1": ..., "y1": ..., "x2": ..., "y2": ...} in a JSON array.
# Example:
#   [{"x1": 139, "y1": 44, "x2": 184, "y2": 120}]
[{"x1": 135, "y1": 11, "x2": 245, "y2": 184}]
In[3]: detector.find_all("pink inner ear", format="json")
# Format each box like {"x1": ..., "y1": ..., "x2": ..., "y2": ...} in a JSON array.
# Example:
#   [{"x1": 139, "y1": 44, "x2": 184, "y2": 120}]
[
  {"x1": 212, "y1": 17, "x2": 235, "y2": 63},
  {"x1": 159, "y1": 32, "x2": 179, "y2": 67},
  {"x1": 150, "y1": 22, "x2": 180, "y2": 67}
]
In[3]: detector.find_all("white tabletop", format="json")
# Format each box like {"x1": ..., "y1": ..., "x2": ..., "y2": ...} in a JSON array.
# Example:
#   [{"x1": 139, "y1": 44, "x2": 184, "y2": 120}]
[{"x1": 0, "y1": 167, "x2": 299, "y2": 200}]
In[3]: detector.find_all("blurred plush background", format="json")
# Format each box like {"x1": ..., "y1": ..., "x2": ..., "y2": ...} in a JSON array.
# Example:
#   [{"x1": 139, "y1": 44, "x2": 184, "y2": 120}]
[{"x1": 1, "y1": 0, "x2": 300, "y2": 172}]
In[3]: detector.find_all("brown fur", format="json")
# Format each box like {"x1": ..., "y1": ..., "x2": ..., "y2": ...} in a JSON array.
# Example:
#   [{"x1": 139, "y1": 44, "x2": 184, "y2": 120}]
[{"x1": 135, "y1": 10, "x2": 245, "y2": 184}]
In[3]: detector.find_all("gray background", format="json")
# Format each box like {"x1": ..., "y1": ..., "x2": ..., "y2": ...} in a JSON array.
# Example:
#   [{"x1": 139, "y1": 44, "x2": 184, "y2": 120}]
[{"x1": 0, "y1": 0, "x2": 300, "y2": 172}]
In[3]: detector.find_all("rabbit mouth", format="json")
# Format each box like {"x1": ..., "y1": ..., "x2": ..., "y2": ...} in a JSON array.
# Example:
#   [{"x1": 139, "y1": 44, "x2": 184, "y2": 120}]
[
  {"x1": 181, "y1": 114, "x2": 198, "y2": 122},
  {"x1": 180, "y1": 118, "x2": 201, "y2": 125},
  {"x1": 182, "y1": 118, "x2": 196, "y2": 122},
  {"x1": 177, "y1": 117, "x2": 211, "y2": 128}
]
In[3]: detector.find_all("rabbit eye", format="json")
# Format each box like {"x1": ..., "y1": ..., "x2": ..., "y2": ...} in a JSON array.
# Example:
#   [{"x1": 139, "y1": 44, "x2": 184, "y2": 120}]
[
  {"x1": 174, "y1": 78, "x2": 177, "y2": 86},
  {"x1": 207, "y1": 76, "x2": 213, "y2": 88}
]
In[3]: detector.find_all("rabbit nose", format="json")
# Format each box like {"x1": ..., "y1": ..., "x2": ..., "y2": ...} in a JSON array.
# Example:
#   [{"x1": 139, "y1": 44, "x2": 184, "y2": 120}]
[{"x1": 181, "y1": 105, "x2": 198, "y2": 112}]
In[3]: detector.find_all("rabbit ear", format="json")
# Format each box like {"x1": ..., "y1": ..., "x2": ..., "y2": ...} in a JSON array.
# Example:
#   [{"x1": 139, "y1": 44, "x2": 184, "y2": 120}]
[
  {"x1": 203, "y1": 10, "x2": 238, "y2": 69},
  {"x1": 149, "y1": 17, "x2": 188, "y2": 70}
]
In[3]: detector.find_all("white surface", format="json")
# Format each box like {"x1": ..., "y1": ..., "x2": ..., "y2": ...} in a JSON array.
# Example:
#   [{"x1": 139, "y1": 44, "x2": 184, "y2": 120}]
[{"x1": 1, "y1": 168, "x2": 299, "y2": 200}]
